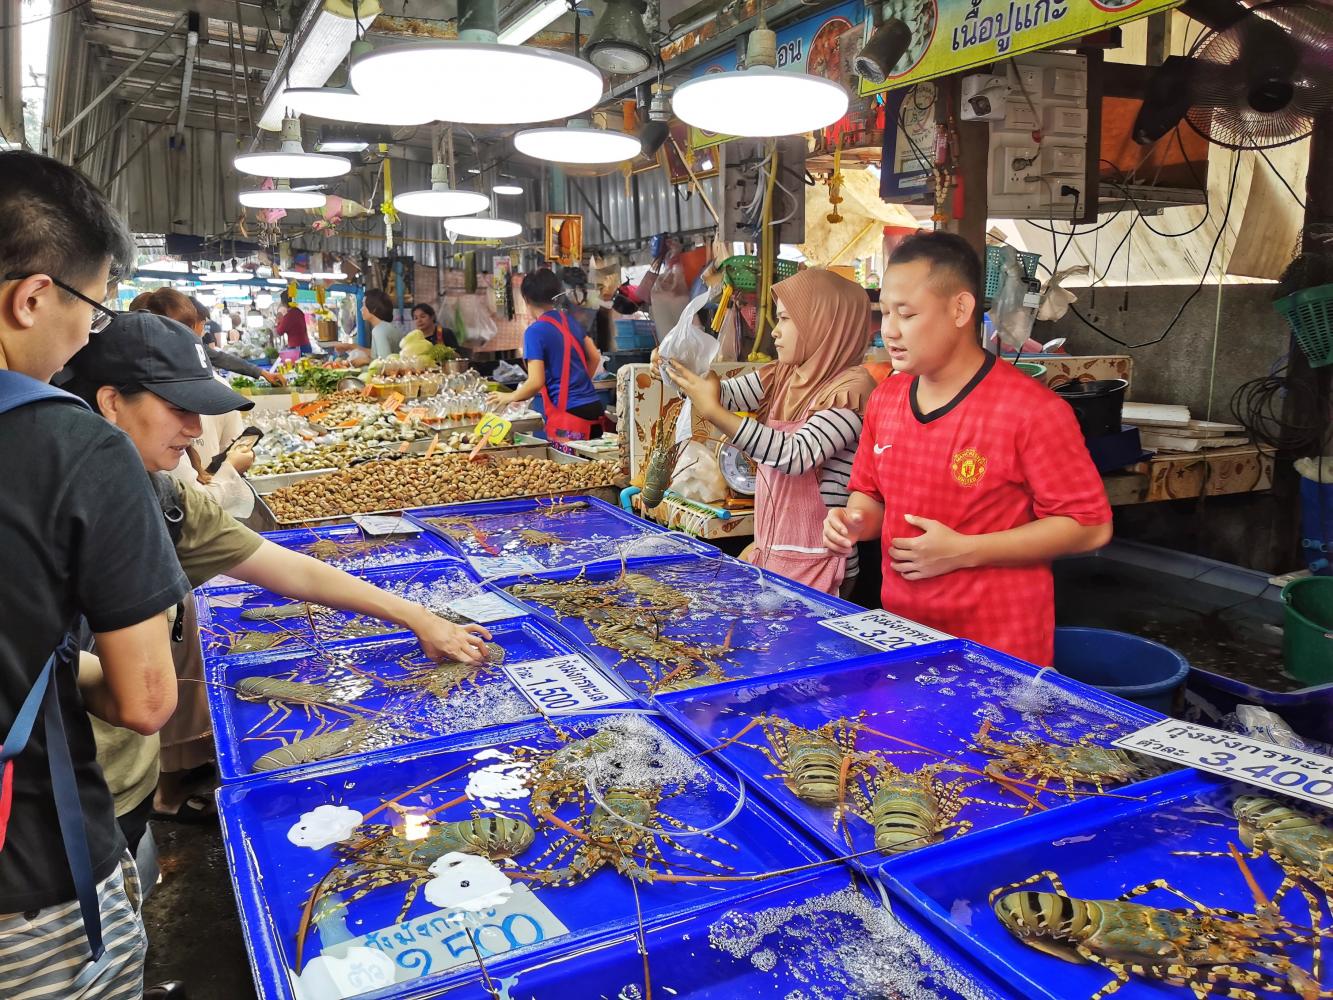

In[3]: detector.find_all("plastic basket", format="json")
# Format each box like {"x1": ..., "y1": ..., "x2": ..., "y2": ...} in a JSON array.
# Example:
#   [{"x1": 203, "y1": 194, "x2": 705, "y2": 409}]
[
  {"x1": 1275, "y1": 282, "x2": 1333, "y2": 368},
  {"x1": 613, "y1": 317, "x2": 657, "y2": 350},
  {"x1": 721, "y1": 255, "x2": 800, "y2": 293},
  {"x1": 983, "y1": 245, "x2": 1041, "y2": 302}
]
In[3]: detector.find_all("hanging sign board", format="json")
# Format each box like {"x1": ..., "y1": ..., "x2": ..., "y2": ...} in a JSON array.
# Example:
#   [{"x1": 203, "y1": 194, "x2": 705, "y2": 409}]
[
  {"x1": 858, "y1": 0, "x2": 1181, "y2": 96},
  {"x1": 688, "y1": 0, "x2": 867, "y2": 151}
]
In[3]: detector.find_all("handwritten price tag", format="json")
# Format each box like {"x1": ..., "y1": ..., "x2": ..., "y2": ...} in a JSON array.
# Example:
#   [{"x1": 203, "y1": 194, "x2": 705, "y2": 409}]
[
  {"x1": 469, "y1": 553, "x2": 545, "y2": 578},
  {"x1": 443, "y1": 591, "x2": 523, "y2": 624},
  {"x1": 817, "y1": 610, "x2": 952, "y2": 652},
  {"x1": 473, "y1": 413, "x2": 512, "y2": 444},
  {"x1": 1114, "y1": 719, "x2": 1333, "y2": 809},
  {"x1": 381, "y1": 392, "x2": 406, "y2": 413},
  {"x1": 351, "y1": 515, "x2": 421, "y2": 537},
  {"x1": 503, "y1": 654, "x2": 625, "y2": 714}
]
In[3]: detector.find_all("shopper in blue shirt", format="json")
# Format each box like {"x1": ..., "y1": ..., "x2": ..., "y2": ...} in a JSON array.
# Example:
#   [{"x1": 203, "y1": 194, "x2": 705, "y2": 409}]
[{"x1": 488, "y1": 269, "x2": 605, "y2": 441}]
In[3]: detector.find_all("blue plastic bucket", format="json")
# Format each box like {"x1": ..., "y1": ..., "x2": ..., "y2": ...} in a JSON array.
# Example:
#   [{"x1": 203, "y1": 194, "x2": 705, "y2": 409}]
[{"x1": 1053, "y1": 627, "x2": 1189, "y2": 714}]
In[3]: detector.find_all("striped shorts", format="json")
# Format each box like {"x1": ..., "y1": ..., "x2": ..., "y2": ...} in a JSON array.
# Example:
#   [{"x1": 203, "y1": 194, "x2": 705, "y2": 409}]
[{"x1": 0, "y1": 854, "x2": 147, "y2": 1000}]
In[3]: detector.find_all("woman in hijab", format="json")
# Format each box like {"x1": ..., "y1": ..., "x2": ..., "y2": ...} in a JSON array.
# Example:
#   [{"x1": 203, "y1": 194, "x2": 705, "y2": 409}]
[{"x1": 665, "y1": 268, "x2": 874, "y2": 595}]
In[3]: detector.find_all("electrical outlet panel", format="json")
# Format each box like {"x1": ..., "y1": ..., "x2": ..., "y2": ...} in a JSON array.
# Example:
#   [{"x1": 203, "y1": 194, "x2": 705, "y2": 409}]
[{"x1": 986, "y1": 52, "x2": 1090, "y2": 221}]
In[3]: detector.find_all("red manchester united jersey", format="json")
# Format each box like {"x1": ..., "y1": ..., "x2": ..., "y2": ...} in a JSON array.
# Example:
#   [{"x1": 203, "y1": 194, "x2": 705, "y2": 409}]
[{"x1": 849, "y1": 354, "x2": 1111, "y2": 666}]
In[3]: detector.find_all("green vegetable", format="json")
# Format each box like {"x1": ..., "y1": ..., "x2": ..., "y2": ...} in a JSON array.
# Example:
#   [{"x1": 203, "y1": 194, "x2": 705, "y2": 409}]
[
  {"x1": 230, "y1": 375, "x2": 258, "y2": 389},
  {"x1": 429, "y1": 343, "x2": 458, "y2": 365},
  {"x1": 263, "y1": 346, "x2": 279, "y2": 361}
]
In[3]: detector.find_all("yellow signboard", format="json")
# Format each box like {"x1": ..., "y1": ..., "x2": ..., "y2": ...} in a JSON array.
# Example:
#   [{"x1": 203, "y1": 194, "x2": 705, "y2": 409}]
[{"x1": 860, "y1": 0, "x2": 1181, "y2": 95}]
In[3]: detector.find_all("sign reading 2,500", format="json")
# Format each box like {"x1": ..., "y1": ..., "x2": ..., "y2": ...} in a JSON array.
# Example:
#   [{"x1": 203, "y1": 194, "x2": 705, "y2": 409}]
[{"x1": 776, "y1": 38, "x2": 804, "y2": 68}]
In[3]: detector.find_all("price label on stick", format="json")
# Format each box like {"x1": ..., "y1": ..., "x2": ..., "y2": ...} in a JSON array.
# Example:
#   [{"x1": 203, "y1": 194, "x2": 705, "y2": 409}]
[
  {"x1": 381, "y1": 391, "x2": 406, "y2": 413},
  {"x1": 444, "y1": 591, "x2": 523, "y2": 623},
  {"x1": 817, "y1": 610, "x2": 952, "y2": 652},
  {"x1": 1114, "y1": 719, "x2": 1333, "y2": 810},
  {"x1": 474, "y1": 413, "x2": 512, "y2": 444},
  {"x1": 504, "y1": 655, "x2": 625, "y2": 714}
]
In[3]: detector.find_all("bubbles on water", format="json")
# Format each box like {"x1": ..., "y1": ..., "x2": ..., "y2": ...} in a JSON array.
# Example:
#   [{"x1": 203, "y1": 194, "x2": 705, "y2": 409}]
[
  {"x1": 708, "y1": 885, "x2": 993, "y2": 1000},
  {"x1": 567, "y1": 715, "x2": 707, "y2": 792}
]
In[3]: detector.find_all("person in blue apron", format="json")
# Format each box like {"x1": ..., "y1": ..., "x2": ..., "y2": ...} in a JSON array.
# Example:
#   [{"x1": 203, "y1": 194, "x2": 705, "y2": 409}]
[{"x1": 487, "y1": 269, "x2": 605, "y2": 442}]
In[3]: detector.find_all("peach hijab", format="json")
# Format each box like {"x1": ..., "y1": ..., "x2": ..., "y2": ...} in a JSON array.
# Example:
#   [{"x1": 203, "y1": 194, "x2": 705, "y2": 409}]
[{"x1": 758, "y1": 268, "x2": 876, "y2": 422}]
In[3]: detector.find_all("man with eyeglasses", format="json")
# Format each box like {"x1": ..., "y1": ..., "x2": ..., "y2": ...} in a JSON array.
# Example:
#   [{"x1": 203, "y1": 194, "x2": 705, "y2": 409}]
[{"x1": 0, "y1": 150, "x2": 188, "y2": 999}]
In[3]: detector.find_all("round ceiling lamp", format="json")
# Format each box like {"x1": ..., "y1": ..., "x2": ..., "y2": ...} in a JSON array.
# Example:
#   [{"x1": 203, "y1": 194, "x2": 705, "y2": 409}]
[
  {"x1": 672, "y1": 27, "x2": 848, "y2": 137},
  {"x1": 239, "y1": 181, "x2": 328, "y2": 210},
  {"x1": 493, "y1": 183, "x2": 524, "y2": 195},
  {"x1": 281, "y1": 40, "x2": 435, "y2": 127},
  {"x1": 350, "y1": 42, "x2": 603, "y2": 125},
  {"x1": 394, "y1": 162, "x2": 491, "y2": 218},
  {"x1": 234, "y1": 116, "x2": 351, "y2": 179},
  {"x1": 585, "y1": 0, "x2": 653, "y2": 75},
  {"x1": 444, "y1": 216, "x2": 523, "y2": 239},
  {"x1": 514, "y1": 121, "x2": 642, "y2": 164}
]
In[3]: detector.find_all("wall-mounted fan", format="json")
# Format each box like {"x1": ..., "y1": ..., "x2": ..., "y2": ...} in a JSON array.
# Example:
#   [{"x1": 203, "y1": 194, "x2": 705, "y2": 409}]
[{"x1": 1134, "y1": 0, "x2": 1333, "y2": 150}]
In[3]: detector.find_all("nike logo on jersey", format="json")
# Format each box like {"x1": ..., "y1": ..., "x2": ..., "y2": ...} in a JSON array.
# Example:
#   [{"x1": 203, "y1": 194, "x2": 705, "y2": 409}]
[{"x1": 874, "y1": 443, "x2": 891, "y2": 455}]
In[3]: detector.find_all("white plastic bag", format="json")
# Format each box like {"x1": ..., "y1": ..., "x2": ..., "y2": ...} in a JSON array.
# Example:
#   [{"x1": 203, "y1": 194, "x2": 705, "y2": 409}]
[
  {"x1": 990, "y1": 247, "x2": 1036, "y2": 351},
  {"x1": 453, "y1": 294, "x2": 499, "y2": 348},
  {"x1": 657, "y1": 289, "x2": 719, "y2": 393},
  {"x1": 491, "y1": 360, "x2": 526, "y2": 385}
]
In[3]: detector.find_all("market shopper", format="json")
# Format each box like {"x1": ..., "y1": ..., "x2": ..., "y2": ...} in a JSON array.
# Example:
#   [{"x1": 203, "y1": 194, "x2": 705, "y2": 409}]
[
  {"x1": 62, "y1": 313, "x2": 495, "y2": 830},
  {"x1": 488, "y1": 268, "x2": 604, "y2": 441},
  {"x1": 276, "y1": 292, "x2": 312, "y2": 354},
  {"x1": 823, "y1": 232, "x2": 1112, "y2": 666},
  {"x1": 364, "y1": 288, "x2": 403, "y2": 359},
  {"x1": 666, "y1": 269, "x2": 875, "y2": 595},
  {"x1": 191, "y1": 295, "x2": 285, "y2": 386},
  {"x1": 0, "y1": 149, "x2": 188, "y2": 999}
]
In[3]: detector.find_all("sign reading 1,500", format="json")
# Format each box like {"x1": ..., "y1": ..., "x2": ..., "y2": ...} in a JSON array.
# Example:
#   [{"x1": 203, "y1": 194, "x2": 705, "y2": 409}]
[
  {"x1": 776, "y1": 38, "x2": 804, "y2": 68},
  {"x1": 522, "y1": 676, "x2": 581, "y2": 711},
  {"x1": 1198, "y1": 752, "x2": 1333, "y2": 798}
]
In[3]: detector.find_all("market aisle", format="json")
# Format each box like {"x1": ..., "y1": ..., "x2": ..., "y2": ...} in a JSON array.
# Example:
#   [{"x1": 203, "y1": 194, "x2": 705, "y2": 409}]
[{"x1": 144, "y1": 823, "x2": 258, "y2": 999}]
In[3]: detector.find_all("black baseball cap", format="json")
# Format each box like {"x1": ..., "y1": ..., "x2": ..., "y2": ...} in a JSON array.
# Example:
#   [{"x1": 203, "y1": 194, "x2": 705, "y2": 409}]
[{"x1": 67, "y1": 310, "x2": 254, "y2": 414}]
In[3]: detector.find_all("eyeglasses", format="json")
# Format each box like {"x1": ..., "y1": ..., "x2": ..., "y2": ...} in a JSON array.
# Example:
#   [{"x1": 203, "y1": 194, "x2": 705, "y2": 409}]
[{"x1": 3, "y1": 272, "x2": 119, "y2": 334}]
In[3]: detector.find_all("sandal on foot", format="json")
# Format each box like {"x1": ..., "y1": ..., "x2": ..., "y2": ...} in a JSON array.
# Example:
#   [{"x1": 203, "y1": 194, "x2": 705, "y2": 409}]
[{"x1": 151, "y1": 795, "x2": 216, "y2": 825}]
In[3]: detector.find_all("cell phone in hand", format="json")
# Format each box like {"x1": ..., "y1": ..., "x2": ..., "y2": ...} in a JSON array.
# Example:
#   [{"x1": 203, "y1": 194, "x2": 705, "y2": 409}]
[{"x1": 205, "y1": 427, "x2": 264, "y2": 475}]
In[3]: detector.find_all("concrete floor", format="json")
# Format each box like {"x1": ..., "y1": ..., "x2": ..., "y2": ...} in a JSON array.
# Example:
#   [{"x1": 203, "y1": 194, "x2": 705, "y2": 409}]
[{"x1": 143, "y1": 821, "x2": 258, "y2": 1000}]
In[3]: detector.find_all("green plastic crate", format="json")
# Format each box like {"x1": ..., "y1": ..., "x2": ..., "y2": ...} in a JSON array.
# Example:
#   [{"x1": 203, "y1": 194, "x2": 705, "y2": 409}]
[
  {"x1": 721, "y1": 255, "x2": 800, "y2": 293},
  {"x1": 984, "y1": 245, "x2": 1041, "y2": 302},
  {"x1": 1275, "y1": 282, "x2": 1333, "y2": 369}
]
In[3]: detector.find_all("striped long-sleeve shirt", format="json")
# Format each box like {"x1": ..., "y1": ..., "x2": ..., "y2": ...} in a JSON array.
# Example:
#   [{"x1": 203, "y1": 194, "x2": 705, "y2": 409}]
[{"x1": 720, "y1": 371, "x2": 862, "y2": 577}]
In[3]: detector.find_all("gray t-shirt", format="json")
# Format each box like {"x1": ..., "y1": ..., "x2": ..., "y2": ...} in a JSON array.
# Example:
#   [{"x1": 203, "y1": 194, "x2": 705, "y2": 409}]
[{"x1": 371, "y1": 321, "x2": 403, "y2": 359}]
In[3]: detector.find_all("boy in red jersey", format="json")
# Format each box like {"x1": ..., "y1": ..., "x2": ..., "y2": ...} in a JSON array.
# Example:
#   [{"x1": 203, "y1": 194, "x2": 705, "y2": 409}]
[{"x1": 822, "y1": 232, "x2": 1112, "y2": 667}]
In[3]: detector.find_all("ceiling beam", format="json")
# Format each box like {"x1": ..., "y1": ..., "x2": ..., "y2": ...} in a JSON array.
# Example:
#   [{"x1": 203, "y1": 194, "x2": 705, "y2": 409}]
[
  {"x1": 116, "y1": 0, "x2": 273, "y2": 26},
  {"x1": 128, "y1": 103, "x2": 248, "y2": 131},
  {"x1": 85, "y1": 24, "x2": 280, "y2": 71},
  {"x1": 103, "y1": 57, "x2": 258, "y2": 93}
]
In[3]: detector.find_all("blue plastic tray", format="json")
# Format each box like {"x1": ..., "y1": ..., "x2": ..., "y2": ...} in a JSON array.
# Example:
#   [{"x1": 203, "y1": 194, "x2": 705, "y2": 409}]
[
  {"x1": 195, "y1": 562, "x2": 522, "y2": 661},
  {"x1": 217, "y1": 712, "x2": 832, "y2": 1000},
  {"x1": 1186, "y1": 666, "x2": 1333, "y2": 746},
  {"x1": 260, "y1": 522, "x2": 464, "y2": 573},
  {"x1": 659, "y1": 640, "x2": 1168, "y2": 875},
  {"x1": 405, "y1": 870, "x2": 1009, "y2": 999},
  {"x1": 205, "y1": 618, "x2": 624, "y2": 781},
  {"x1": 884, "y1": 770, "x2": 1333, "y2": 999},
  {"x1": 500, "y1": 555, "x2": 875, "y2": 697},
  {"x1": 406, "y1": 495, "x2": 714, "y2": 582}
]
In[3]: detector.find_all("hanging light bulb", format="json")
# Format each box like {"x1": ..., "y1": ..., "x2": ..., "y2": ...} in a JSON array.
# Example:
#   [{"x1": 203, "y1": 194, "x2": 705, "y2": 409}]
[
  {"x1": 444, "y1": 216, "x2": 523, "y2": 239},
  {"x1": 234, "y1": 116, "x2": 351, "y2": 179},
  {"x1": 349, "y1": 0, "x2": 603, "y2": 126},
  {"x1": 515, "y1": 120, "x2": 642, "y2": 164},
  {"x1": 246, "y1": 300, "x2": 265, "y2": 329},
  {"x1": 585, "y1": 0, "x2": 653, "y2": 75},
  {"x1": 672, "y1": 25, "x2": 848, "y2": 137},
  {"x1": 239, "y1": 180, "x2": 328, "y2": 209},
  {"x1": 283, "y1": 40, "x2": 435, "y2": 127},
  {"x1": 255, "y1": 292, "x2": 274, "y2": 309},
  {"x1": 395, "y1": 162, "x2": 490, "y2": 218}
]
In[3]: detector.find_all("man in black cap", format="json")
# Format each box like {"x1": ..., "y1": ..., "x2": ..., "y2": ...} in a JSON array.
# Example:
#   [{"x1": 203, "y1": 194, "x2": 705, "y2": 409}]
[{"x1": 0, "y1": 150, "x2": 187, "y2": 999}]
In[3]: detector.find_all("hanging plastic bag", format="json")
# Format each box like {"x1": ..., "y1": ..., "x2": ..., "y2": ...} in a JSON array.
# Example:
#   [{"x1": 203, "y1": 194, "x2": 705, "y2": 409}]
[
  {"x1": 657, "y1": 289, "x2": 719, "y2": 393},
  {"x1": 454, "y1": 294, "x2": 498, "y2": 348},
  {"x1": 990, "y1": 247, "x2": 1037, "y2": 351}
]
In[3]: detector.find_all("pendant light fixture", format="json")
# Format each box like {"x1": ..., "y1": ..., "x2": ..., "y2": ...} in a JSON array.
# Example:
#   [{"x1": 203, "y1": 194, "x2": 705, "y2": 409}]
[
  {"x1": 282, "y1": 30, "x2": 434, "y2": 127},
  {"x1": 515, "y1": 119, "x2": 642, "y2": 164},
  {"x1": 234, "y1": 116, "x2": 352, "y2": 179},
  {"x1": 239, "y1": 180, "x2": 328, "y2": 209},
  {"x1": 246, "y1": 300, "x2": 265, "y2": 329},
  {"x1": 671, "y1": 16, "x2": 848, "y2": 137},
  {"x1": 493, "y1": 182, "x2": 524, "y2": 195},
  {"x1": 585, "y1": 0, "x2": 652, "y2": 75},
  {"x1": 394, "y1": 129, "x2": 491, "y2": 218},
  {"x1": 349, "y1": 0, "x2": 603, "y2": 125},
  {"x1": 444, "y1": 216, "x2": 523, "y2": 239}
]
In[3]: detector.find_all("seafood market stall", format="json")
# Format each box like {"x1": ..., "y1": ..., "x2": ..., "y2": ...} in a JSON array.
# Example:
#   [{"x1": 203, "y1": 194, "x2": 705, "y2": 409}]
[{"x1": 196, "y1": 494, "x2": 1333, "y2": 1000}]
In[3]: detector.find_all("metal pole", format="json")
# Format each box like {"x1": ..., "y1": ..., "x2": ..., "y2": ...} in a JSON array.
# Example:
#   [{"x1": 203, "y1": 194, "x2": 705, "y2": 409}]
[
  {"x1": 106, "y1": 118, "x2": 170, "y2": 185},
  {"x1": 55, "y1": 12, "x2": 187, "y2": 142},
  {"x1": 74, "y1": 55, "x2": 185, "y2": 165},
  {"x1": 233, "y1": 0, "x2": 255, "y2": 136},
  {"x1": 176, "y1": 26, "x2": 199, "y2": 135}
]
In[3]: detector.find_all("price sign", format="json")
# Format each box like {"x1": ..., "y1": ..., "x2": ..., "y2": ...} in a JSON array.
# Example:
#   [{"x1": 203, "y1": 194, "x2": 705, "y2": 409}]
[
  {"x1": 504, "y1": 654, "x2": 625, "y2": 714},
  {"x1": 289, "y1": 390, "x2": 302, "y2": 407},
  {"x1": 351, "y1": 515, "x2": 421, "y2": 537},
  {"x1": 444, "y1": 591, "x2": 523, "y2": 624},
  {"x1": 362, "y1": 382, "x2": 375, "y2": 398},
  {"x1": 818, "y1": 610, "x2": 952, "y2": 652},
  {"x1": 1115, "y1": 720, "x2": 1333, "y2": 809},
  {"x1": 426, "y1": 433, "x2": 441, "y2": 458},
  {"x1": 473, "y1": 413, "x2": 512, "y2": 445},
  {"x1": 469, "y1": 553, "x2": 545, "y2": 578},
  {"x1": 381, "y1": 392, "x2": 406, "y2": 413}
]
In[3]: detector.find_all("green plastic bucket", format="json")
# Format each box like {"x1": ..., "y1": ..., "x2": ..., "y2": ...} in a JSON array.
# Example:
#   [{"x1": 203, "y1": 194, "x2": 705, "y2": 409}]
[
  {"x1": 1014, "y1": 362, "x2": 1047, "y2": 380},
  {"x1": 1281, "y1": 576, "x2": 1333, "y2": 685}
]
